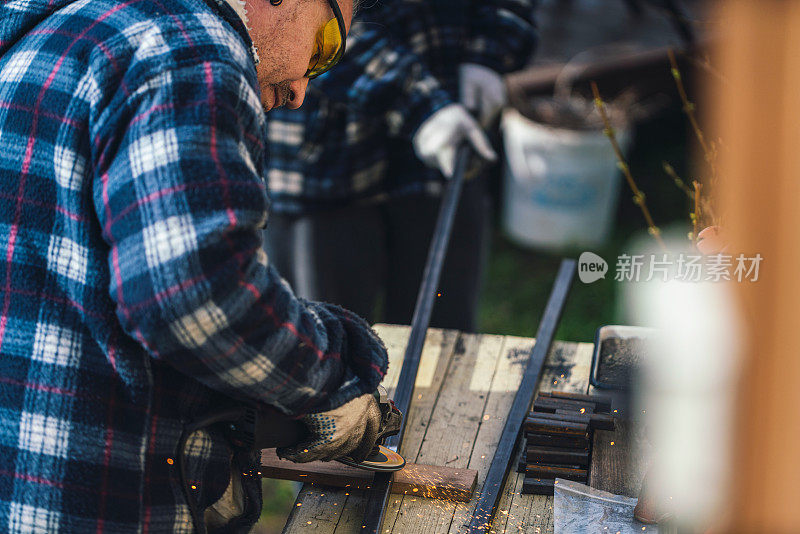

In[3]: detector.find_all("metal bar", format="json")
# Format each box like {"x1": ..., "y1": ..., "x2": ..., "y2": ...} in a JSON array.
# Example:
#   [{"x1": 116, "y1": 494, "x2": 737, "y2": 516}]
[
  {"x1": 465, "y1": 259, "x2": 577, "y2": 533},
  {"x1": 361, "y1": 145, "x2": 472, "y2": 533}
]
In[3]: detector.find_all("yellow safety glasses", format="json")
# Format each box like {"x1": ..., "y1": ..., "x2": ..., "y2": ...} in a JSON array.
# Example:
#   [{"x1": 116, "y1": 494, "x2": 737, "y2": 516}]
[{"x1": 304, "y1": 0, "x2": 347, "y2": 79}]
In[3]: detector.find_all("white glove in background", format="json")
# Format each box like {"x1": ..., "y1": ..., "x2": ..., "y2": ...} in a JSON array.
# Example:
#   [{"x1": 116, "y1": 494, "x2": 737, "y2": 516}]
[
  {"x1": 412, "y1": 104, "x2": 497, "y2": 178},
  {"x1": 459, "y1": 63, "x2": 506, "y2": 124},
  {"x1": 277, "y1": 392, "x2": 382, "y2": 463}
]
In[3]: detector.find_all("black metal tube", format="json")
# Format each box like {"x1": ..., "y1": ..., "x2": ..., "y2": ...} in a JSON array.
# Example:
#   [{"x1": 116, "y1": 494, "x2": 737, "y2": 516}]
[
  {"x1": 360, "y1": 145, "x2": 472, "y2": 533},
  {"x1": 465, "y1": 259, "x2": 576, "y2": 533}
]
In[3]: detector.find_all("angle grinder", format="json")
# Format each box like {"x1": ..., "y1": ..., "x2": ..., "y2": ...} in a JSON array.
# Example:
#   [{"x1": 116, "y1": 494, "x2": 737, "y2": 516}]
[
  {"x1": 337, "y1": 386, "x2": 405, "y2": 472},
  {"x1": 178, "y1": 387, "x2": 405, "y2": 533},
  {"x1": 225, "y1": 385, "x2": 406, "y2": 472}
]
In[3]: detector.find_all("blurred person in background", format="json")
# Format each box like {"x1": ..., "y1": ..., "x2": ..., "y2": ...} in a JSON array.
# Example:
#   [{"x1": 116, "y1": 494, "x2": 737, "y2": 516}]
[{"x1": 264, "y1": 0, "x2": 538, "y2": 331}]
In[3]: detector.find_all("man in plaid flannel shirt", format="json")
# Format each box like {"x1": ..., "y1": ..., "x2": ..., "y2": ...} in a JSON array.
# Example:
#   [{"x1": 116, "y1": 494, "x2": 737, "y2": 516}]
[
  {"x1": 263, "y1": 0, "x2": 537, "y2": 331},
  {"x1": 0, "y1": 0, "x2": 390, "y2": 531}
]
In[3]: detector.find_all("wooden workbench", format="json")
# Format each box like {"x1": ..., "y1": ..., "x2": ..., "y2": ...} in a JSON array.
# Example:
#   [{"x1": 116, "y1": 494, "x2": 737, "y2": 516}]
[{"x1": 281, "y1": 324, "x2": 608, "y2": 533}]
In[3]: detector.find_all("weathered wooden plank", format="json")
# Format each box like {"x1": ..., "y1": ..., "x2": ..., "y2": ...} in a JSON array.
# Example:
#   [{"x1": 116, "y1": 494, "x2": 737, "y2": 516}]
[
  {"x1": 490, "y1": 445, "x2": 525, "y2": 534},
  {"x1": 282, "y1": 486, "x2": 349, "y2": 533},
  {"x1": 466, "y1": 340, "x2": 570, "y2": 532},
  {"x1": 323, "y1": 330, "x2": 461, "y2": 534},
  {"x1": 493, "y1": 342, "x2": 593, "y2": 534},
  {"x1": 499, "y1": 472, "x2": 555, "y2": 534},
  {"x1": 281, "y1": 324, "x2": 458, "y2": 534},
  {"x1": 586, "y1": 380, "x2": 651, "y2": 499},
  {"x1": 333, "y1": 326, "x2": 463, "y2": 533},
  {"x1": 448, "y1": 336, "x2": 539, "y2": 533},
  {"x1": 334, "y1": 330, "x2": 468, "y2": 534},
  {"x1": 588, "y1": 416, "x2": 651, "y2": 498},
  {"x1": 261, "y1": 450, "x2": 477, "y2": 502},
  {"x1": 384, "y1": 333, "x2": 508, "y2": 534},
  {"x1": 281, "y1": 330, "x2": 595, "y2": 534},
  {"x1": 466, "y1": 260, "x2": 576, "y2": 534}
]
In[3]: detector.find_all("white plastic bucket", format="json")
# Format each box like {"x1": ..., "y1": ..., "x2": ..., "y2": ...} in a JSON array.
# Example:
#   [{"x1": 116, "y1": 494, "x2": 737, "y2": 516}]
[{"x1": 501, "y1": 108, "x2": 629, "y2": 250}]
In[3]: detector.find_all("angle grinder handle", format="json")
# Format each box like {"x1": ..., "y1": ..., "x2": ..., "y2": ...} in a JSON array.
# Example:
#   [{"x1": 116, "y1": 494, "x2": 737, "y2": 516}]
[
  {"x1": 253, "y1": 408, "x2": 310, "y2": 449},
  {"x1": 251, "y1": 388, "x2": 398, "y2": 451}
]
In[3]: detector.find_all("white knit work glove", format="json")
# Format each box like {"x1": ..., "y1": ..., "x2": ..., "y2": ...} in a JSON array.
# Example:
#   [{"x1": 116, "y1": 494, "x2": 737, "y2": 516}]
[
  {"x1": 277, "y1": 393, "x2": 382, "y2": 463},
  {"x1": 459, "y1": 63, "x2": 506, "y2": 124},
  {"x1": 412, "y1": 103, "x2": 497, "y2": 178}
]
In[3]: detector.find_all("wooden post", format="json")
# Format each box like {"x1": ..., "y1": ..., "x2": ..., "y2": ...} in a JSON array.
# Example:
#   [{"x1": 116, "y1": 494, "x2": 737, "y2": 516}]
[{"x1": 713, "y1": 1, "x2": 800, "y2": 529}]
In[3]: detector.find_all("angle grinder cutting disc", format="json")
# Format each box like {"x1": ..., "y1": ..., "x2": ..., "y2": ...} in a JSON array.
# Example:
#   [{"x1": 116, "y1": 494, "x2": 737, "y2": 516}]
[{"x1": 338, "y1": 445, "x2": 406, "y2": 472}]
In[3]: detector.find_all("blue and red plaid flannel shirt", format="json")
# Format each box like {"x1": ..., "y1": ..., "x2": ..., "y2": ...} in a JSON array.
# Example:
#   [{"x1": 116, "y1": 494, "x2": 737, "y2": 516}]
[
  {"x1": 0, "y1": 0, "x2": 388, "y2": 530},
  {"x1": 264, "y1": 0, "x2": 538, "y2": 214}
]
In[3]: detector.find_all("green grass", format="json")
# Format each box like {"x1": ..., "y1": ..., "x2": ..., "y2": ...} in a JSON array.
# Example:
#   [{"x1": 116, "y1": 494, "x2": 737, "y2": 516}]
[
  {"x1": 478, "y1": 231, "x2": 622, "y2": 342},
  {"x1": 476, "y1": 200, "x2": 673, "y2": 343},
  {"x1": 251, "y1": 480, "x2": 300, "y2": 534}
]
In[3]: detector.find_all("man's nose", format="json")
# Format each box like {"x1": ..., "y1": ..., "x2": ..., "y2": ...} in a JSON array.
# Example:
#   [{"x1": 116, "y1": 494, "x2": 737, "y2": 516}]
[{"x1": 286, "y1": 79, "x2": 309, "y2": 109}]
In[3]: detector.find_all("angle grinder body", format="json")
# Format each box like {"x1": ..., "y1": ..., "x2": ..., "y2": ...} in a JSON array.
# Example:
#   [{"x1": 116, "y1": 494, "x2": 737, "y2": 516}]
[{"x1": 226, "y1": 386, "x2": 405, "y2": 472}]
